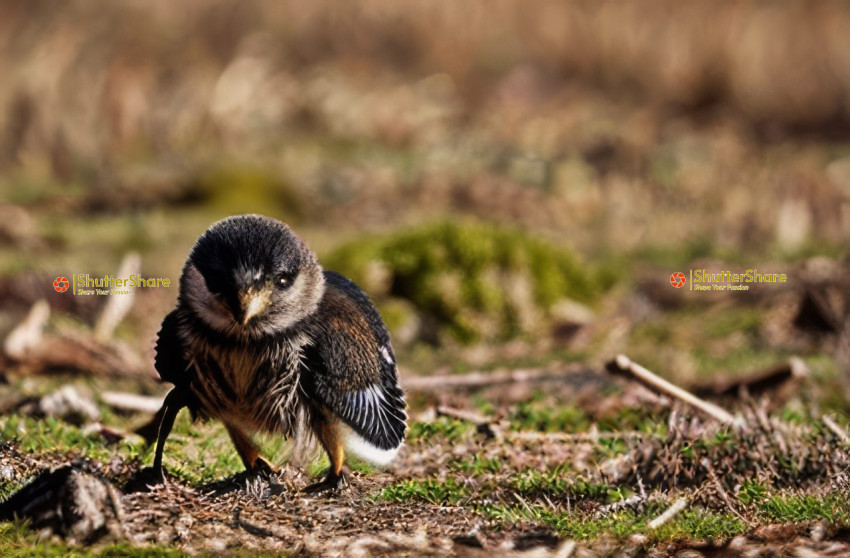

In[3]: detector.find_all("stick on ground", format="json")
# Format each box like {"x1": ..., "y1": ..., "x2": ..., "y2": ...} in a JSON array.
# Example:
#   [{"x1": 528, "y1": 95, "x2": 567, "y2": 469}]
[
  {"x1": 822, "y1": 414, "x2": 850, "y2": 446},
  {"x1": 101, "y1": 391, "x2": 165, "y2": 415},
  {"x1": 648, "y1": 498, "x2": 689, "y2": 530},
  {"x1": 402, "y1": 363, "x2": 589, "y2": 391},
  {"x1": 607, "y1": 355, "x2": 741, "y2": 427}
]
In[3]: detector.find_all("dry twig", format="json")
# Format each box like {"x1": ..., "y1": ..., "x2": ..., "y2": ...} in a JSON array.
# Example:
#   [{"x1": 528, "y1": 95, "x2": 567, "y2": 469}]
[
  {"x1": 822, "y1": 414, "x2": 850, "y2": 446},
  {"x1": 430, "y1": 405, "x2": 647, "y2": 443},
  {"x1": 608, "y1": 355, "x2": 741, "y2": 427},
  {"x1": 435, "y1": 406, "x2": 490, "y2": 425},
  {"x1": 402, "y1": 364, "x2": 589, "y2": 391},
  {"x1": 101, "y1": 391, "x2": 165, "y2": 414},
  {"x1": 505, "y1": 431, "x2": 647, "y2": 443},
  {"x1": 648, "y1": 498, "x2": 689, "y2": 530}
]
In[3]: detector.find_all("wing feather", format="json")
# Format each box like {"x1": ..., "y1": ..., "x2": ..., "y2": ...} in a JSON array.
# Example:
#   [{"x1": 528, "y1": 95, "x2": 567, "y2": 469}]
[
  {"x1": 301, "y1": 272, "x2": 407, "y2": 451},
  {"x1": 154, "y1": 310, "x2": 189, "y2": 387}
]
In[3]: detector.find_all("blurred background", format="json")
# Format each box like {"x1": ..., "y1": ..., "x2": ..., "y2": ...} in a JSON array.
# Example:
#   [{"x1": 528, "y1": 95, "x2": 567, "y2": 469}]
[{"x1": 1, "y1": 0, "x2": 849, "y2": 407}]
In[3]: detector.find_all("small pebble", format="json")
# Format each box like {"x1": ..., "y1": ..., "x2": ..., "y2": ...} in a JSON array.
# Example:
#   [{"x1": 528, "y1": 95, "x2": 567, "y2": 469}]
[
  {"x1": 810, "y1": 522, "x2": 826, "y2": 543},
  {"x1": 0, "y1": 463, "x2": 15, "y2": 481}
]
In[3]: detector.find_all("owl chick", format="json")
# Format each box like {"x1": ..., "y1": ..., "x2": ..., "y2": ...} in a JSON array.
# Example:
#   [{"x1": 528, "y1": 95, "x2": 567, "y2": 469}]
[{"x1": 151, "y1": 215, "x2": 407, "y2": 491}]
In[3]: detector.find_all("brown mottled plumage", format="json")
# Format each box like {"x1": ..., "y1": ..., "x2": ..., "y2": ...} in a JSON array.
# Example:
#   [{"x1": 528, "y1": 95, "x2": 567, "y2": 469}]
[{"x1": 151, "y1": 215, "x2": 406, "y2": 491}]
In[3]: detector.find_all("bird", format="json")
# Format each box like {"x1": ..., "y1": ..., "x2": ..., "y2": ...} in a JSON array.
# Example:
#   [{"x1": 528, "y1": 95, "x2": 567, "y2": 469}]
[{"x1": 150, "y1": 214, "x2": 407, "y2": 492}]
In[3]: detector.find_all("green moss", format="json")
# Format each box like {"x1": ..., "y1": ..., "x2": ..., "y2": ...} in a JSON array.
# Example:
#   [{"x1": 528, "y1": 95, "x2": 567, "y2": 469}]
[{"x1": 324, "y1": 220, "x2": 604, "y2": 344}]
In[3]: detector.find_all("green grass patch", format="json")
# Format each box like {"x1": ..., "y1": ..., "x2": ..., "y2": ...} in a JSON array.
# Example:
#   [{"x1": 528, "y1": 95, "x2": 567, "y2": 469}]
[
  {"x1": 510, "y1": 471, "x2": 610, "y2": 502},
  {"x1": 0, "y1": 521, "x2": 185, "y2": 558},
  {"x1": 756, "y1": 492, "x2": 850, "y2": 524},
  {"x1": 406, "y1": 418, "x2": 476, "y2": 444},
  {"x1": 0, "y1": 414, "x2": 142, "y2": 464},
  {"x1": 380, "y1": 478, "x2": 471, "y2": 506},
  {"x1": 484, "y1": 503, "x2": 746, "y2": 543},
  {"x1": 508, "y1": 401, "x2": 591, "y2": 434},
  {"x1": 452, "y1": 455, "x2": 503, "y2": 475}
]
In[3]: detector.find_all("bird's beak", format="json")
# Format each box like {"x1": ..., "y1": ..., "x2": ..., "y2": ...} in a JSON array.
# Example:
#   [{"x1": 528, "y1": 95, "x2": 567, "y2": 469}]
[{"x1": 238, "y1": 287, "x2": 271, "y2": 325}]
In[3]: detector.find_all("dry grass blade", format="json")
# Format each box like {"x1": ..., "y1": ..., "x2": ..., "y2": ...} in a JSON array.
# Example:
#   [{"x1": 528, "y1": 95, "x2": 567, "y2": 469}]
[
  {"x1": 701, "y1": 458, "x2": 750, "y2": 526},
  {"x1": 822, "y1": 414, "x2": 850, "y2": 447},
  {"x1": 101, "y1": 392, "x2": 165, "y2": 415}
]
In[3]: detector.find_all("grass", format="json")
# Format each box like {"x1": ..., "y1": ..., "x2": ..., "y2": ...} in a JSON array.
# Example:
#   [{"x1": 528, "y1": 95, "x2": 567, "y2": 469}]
[
  {"x1": 509, "y1": 472, "x2": 610, "y2": 502},
  {"x1": 550, "y1": 508, "x2": 746, "y2": 542},
  {"x1": 0, "y1": 523, "x2": 185, "y2": 558},
  {"x1": 372, "y1": 398, "x2": 850, "y2": 547},
  {"x1": 384, "y1": 481, "x2": 749, "y2": 544},
  {"x1": 380, "y1": 478, "x2": 472, "y2": 506},
  {"x1": 508, "y1": 401, "x2": 591, "y2": 434},
  {"x1": 757, "y1": 493, "x2": 850, "y2": 524},
  {"x1": 1, "y1": 1, "x2": 849, "y2": 554},
  {"x1": 406, "y1": 417, "x2": 476, "y2": 445},
  {"x1": 4, "y1": 396, "x2": 850, "y2": 552},
  {"x1": 0, "y1": 413, "x2": 144, "y2": 464},
  {"x1": 380, "y1": 475, "x2": 850, "y2": 544}
]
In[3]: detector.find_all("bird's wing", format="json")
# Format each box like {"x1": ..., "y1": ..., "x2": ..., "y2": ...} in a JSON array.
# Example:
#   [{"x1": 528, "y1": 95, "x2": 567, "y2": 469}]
[
  {"x1": 154, "y1": 309, "x2": 191, "y2": 389},
  {"x1": 301, "y1": 271, "x2": 407, "y2": 451}
]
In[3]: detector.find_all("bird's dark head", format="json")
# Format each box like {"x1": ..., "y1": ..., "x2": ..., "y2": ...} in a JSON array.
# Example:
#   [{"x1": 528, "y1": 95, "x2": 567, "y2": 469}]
[{"x1": 180, "y1": 215, "x2": 325, "y2": 336}]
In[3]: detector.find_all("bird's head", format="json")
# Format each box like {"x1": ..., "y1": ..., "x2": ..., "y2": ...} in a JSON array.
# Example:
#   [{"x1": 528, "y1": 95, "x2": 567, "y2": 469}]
[{"x1": 180, "y1": 215, "x2": 325, "y2": 336}]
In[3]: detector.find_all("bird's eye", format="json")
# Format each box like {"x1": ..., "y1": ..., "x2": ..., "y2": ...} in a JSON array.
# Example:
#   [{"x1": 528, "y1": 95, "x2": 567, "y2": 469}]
[{"x1": 276, "y1": 274, "x2": 294, "y2": 289}]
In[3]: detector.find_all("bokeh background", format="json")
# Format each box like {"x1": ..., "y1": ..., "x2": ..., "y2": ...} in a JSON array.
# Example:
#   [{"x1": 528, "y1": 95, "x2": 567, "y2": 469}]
[{"x1": 1, "y1": 0, "x2": 849, "y2": 405}]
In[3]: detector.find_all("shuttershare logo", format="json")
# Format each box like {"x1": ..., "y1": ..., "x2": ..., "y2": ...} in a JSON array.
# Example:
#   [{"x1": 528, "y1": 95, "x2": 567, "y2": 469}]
[
  {"x1": 668, "y1": 268, "x2": 788, "y2": 292},
  {"x1": 669, "y1": 272, "x2": 686, "y2": 288},
  {"x1": 52, "y1": 273, "x2": 171, "y2": 295},
  {"x1": 53, "y1": 276, "x2": 70, "y2": 293}
]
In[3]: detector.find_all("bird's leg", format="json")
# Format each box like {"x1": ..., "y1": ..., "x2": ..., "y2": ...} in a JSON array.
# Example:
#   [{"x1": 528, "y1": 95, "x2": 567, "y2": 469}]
[
  {"x1": 153, "y1": 388, "x2": 187, "y2": 477},
  {"x1": 304, "y1": 418, "x2": 349, "y2": 493},
  {"x1": 224, "y1": 422, "x2": 277, "y2": 475}
]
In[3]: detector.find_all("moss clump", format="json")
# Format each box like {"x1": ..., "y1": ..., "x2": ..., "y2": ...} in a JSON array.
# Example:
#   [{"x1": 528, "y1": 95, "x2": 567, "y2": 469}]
[{"x1": 324, "y1": 221, "x2": 603, "y2": 344}]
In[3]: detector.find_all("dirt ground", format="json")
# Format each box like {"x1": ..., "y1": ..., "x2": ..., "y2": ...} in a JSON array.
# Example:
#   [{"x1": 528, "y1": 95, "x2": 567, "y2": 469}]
[{"x1": 2, "y1": 359, "x2": 850, "y2": 557}]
